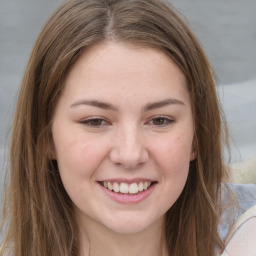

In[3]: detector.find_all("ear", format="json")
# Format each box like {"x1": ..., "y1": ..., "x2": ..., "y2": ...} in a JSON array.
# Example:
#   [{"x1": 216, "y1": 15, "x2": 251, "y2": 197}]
[
  {"x1": 190, "y1": 150, "x2": 197, "y2": 161},
  {"x1": 190, "y1": 137, "x2": 197, "y2": 161}
]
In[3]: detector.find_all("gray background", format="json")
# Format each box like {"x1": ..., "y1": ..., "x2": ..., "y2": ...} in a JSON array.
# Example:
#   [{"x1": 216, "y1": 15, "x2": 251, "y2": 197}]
[{"x1": 0, "y1": 0, "x2": 256, "y2": 227}]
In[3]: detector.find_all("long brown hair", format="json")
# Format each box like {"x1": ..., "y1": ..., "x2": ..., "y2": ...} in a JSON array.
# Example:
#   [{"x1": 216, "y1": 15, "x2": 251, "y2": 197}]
[{"x1": 1, "y1": 0, "x2": 229, "y2": 255}]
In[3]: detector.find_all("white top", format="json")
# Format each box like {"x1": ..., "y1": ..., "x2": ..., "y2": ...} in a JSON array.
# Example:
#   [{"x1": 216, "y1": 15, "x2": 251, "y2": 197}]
[{"x1": 221, "y1": 205, "x2": 256, "y2": 256}]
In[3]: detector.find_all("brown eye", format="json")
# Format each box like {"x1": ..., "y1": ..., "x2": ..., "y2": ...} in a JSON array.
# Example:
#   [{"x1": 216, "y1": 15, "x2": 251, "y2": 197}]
[
  {"x1": 148, "y1": 117, "x2": 173, "y2": 127},
  {"x1": 89, "y1": 119, "x2": 104, "y2": 126},
  {"x1": 81, "y1": 118, "x2": 109, "y2": 127},
  {"x1": 152, "y1": 117, "x2": 166, "y2": 125}
]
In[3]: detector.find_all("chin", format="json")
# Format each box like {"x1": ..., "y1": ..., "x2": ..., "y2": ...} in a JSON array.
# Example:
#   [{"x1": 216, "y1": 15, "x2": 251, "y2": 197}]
[{"x1": 101, "y1": 212, "x2": 164, "y2": 235}]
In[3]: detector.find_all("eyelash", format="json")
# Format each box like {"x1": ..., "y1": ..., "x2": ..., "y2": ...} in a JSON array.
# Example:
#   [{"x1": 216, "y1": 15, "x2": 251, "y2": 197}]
[
  {"x1": 80, "y1": 116, "x2": 174, "y2": 128},
  {"x1": 146, "y1": 116, "x2": 174, "y2": 127},
  {"x1": 80, "y1": 117, "x2": 110, "y2": 128}
]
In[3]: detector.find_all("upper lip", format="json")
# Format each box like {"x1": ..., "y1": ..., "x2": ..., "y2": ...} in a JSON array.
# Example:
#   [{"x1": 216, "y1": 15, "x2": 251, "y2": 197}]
[{"x1": 97, "y1": 178, "x2": 156, "y2": 184}]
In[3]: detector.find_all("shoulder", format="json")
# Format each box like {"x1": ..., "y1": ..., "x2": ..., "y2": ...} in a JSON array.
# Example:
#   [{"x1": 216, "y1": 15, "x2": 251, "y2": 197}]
[
  {"x1": 219, "y1": 183, "x2": 256, "y2": 241},
  {"x1": 219, "y1": 183, "x2": 256, "y2": 256},
  {"x1": 221, "y1": 206, "x2": 256, "y2": 256}
]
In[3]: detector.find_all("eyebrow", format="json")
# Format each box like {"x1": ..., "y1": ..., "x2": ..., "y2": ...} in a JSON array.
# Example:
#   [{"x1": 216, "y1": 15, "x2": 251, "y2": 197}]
[
  {"x1": 143, "y1": 98, "x2": 185, "y2": 111},
  {"x1": 70, "y1": 99, "x2": 118, "y2": 111},
  {"x1": 70, "y1": 98, "x2": 185, "y2": 111}
]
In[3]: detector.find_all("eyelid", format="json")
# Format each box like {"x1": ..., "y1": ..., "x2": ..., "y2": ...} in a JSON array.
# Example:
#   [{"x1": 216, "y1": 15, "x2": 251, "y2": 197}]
[
  {"x1": 80, "y1": 116, "x2": 111, "y2": 127},
  {"x1": 145, "y1": 116, "x2": 174, "y2": 126}
]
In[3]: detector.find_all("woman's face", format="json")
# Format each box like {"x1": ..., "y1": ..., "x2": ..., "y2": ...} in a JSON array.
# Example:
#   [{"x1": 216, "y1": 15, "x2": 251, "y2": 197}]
[{"x1": 52, "y1": 42, "x2": 195, "y2": 235}]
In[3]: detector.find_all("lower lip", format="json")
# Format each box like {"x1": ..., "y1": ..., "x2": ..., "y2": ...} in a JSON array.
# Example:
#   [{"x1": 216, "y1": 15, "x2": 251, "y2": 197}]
[{"x1": 98, "y1": 183, "x2": 156, "y2": 204}]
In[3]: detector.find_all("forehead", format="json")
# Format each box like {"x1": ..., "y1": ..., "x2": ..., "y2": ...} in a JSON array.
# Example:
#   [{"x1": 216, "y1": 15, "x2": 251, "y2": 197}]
[{"x1": 60, "y1": 41, "x2": 190, "y2": 107}]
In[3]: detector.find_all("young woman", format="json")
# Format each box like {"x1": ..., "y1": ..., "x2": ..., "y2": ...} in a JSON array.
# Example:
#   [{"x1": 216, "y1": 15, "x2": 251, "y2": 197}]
[{"x1": 1, "y1": 0, "x2": 255, "y2": 255}]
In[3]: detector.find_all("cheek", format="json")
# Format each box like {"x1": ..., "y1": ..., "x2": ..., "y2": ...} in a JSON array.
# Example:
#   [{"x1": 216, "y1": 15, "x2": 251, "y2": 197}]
[
  {"x1": 151, "y1": 133, "x2": 193, "y2": 176},
  {"x1": 54, "y1": 137, "x2": 105, "y2": 198},
  {"x1": 54, "y1": 133, "x2": 101, "y2": 177}
]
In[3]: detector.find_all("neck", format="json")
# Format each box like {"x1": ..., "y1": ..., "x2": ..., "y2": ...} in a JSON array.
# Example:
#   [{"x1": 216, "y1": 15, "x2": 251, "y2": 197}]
[{"x1": 77, "y1": 216, "x2": 168, "y2": 256}]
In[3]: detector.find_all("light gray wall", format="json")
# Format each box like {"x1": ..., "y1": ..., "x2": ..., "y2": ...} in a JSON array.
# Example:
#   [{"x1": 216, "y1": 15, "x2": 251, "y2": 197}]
[{"x1": 169, "y1": 0, "x2": 256, "y2": 84}]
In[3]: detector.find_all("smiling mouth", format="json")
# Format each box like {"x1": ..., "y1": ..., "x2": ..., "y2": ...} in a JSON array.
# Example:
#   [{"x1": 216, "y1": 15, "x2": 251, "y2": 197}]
[{"x1": 99, "y1": 181, "x2": 155, "y2": 195}]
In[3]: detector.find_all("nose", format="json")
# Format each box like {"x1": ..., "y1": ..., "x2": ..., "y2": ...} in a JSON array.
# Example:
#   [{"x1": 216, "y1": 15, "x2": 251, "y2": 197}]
[{"x1": 109, "y1": 125, "x2": 149, "y2": 169}]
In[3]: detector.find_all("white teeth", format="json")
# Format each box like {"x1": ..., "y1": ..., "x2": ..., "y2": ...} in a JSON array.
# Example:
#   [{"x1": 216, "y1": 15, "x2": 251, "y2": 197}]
[
  {"x1": 129, "y1": 183, "x2": 139, "y2": 194},
  {"x1": 143, "y1": 181, "x2": 149, "y2": 190},
  {"x1": 120, "y1": 183, "x2": 129, "y2": 193},
  {"x1": 113, "y1": 182, "x2": 119, "y2": 193},
  {"x1": 103, "y1": 181, "x2": 152, "y2": 194},
  {"x1": 138, "y1": 182, "x2": 144, "y2": 191},
  {"x1": 107, "y1": 182, "x2": 113, "y2": 191}
]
